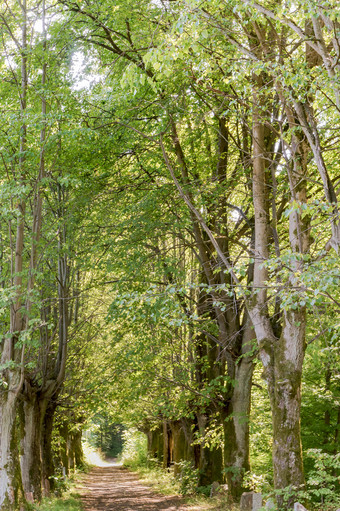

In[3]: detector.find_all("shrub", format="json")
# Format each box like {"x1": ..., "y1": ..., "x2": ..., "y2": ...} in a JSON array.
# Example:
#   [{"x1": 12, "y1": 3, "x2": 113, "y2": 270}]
[
  {"x1": 176, "y1": 460, "x2": 199, "y2": 496},
  {"x1": 120, "y1": 428, "x2": 148, "y2": 468}
]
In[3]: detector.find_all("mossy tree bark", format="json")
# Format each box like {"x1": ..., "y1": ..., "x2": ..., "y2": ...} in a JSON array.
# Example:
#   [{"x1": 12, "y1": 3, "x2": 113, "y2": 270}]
[
  {"x1": 170, "y1": 421, "x2": 189, "y2": 477},
  {"x1": 19, "y1": 392, "x2": 45, "y2": 502},
  {"x1": 41, "y1": 402, "x2": 58, "y2": 493},
  {"x1": 67, "y1": 432, "x2": 75, "y2": 472},
  {"x1": 223, "y1": 319, "x2": 254, "y2": 498},
  {"x1": 196, "y1": 414, "x2": 223, "y2": 486},
  {"x1": 147, "y1": 427, "x2": 164, "y2": 463},
  {"x1": 162, "y1": 421, "x2": 171, "y2": 469},
  {"x1": 59, "y1": 423, "x2": 70, "y2": 477},
  {"x1": 0, "y1": 387, "x2": 24, "y2": 510},
  {"x1": 73, "y1": 429, "x2": 85, "y2": 468}
]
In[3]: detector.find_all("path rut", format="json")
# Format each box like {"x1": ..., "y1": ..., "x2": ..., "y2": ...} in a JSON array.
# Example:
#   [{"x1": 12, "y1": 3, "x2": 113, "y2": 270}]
[{"x1": 81, "y1": 465, "x2": 188, "y2": 511}]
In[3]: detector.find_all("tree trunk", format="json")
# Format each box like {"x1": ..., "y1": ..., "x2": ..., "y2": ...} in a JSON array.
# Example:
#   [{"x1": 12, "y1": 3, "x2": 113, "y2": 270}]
[
  {"x1": 223, "y1": 338, "x2": 254, "y2": 498},
  {"x1": 20, "y1": 394, "x2": 44, "y2": 502},
  {"x1": 68, "y1": 433, "x2": 75, "y2": 472},
  {"x1": 196, "y1": 414, "x2": 223, "y2": 486},
  {"x1": 0, "y1": 387, "x2": 24, "y2": 510},
  {"x1": 0, "y1": 0, "x2": 28, "y2": 504},
  {"x1": 180, "y1": 418, "x2": 195, "y2": 465},
  {"x1": 73, "y1": 430, "x2": 84, "y2": 468},
  {"x1": 162, "y1": 421, "x2": 170, "y2": 469},
  {"x1": 170, "y1": 421, "x2": 189, "y2": 477},
  {"x1": 147, "y1": 427, "x2": 163, "y2": 463},
  {"x1": 41, "y1": 402, "x2": 57, "y2": 494},
  {"x1": 20, "y1": 378, "x2": 59, "y2": 502},
  {"x1": 270, "y1": 311, "x2": 306, "y2": 507},
  {"x1": 249, "y1": 72, "x2": 310, "y2": 508},
  {"x1": 59, "y1": 424, "x2": 70, "y2": 477}
]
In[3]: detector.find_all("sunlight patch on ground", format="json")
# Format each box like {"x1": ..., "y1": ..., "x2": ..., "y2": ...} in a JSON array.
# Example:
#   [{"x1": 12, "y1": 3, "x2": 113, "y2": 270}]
[{"x1": 83, "y1": 441, "x2": 121, "y2": 467}]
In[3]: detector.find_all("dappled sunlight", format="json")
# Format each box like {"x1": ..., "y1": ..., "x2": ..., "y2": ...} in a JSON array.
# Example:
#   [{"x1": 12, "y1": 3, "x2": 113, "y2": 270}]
[{"x1": 83, "y1": 443, "x2": 122, "y2": 468}]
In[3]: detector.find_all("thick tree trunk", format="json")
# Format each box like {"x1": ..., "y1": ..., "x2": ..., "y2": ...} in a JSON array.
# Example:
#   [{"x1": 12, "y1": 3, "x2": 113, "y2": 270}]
[
  {"x1": 73, "y1": 430, "x2": 84, "y2": 468},
  {"x1": 223, "y1": 342, "x2": 254, "y2": 498},
  {"x1": 147, "y1": 427, "x2": 163, "y2": 462},
  {"x1": 250, "y1": 75, "x2": 310, "y2": 508},
  {"x1": 59, "y1": 424, "x2": 70, "y2": 476},
  {"x1": 162, "y1": 421, "x2": 170, "y2": 469},
  {"x1": 0, "y1": 387, "x2": 24, "y2": 510},
  {"x1": 196, "y1": 414, "x2": 223, "y2": 486},
  {"x1": 180, "y1": 418, "x2": 195, "y2": 466},
  {"x1": 41, "y1": 402, "x2": 57, "y2": 494},
  {"x1": 20, "y1": 378, "x2": 59, "y2": 501},
  {"x1": 170, "y1": 420, "x2": 200, "y2": 478},
  {"x1": 20, "y1": 394, "x2": 44, "y2": 502},
  {"x1": 20, "y1": 390, "x2": 53, "y2": 502},
  {"x1": 270, "y1": 311, "x2": 306, "y2": 507},
  {"x1": 170, "y1": 421, "x2": 187, "y2": 477}
]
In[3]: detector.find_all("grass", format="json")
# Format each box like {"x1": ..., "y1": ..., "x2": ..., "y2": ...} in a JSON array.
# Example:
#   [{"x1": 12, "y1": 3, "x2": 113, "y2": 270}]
[
  {"x1": 126, "y1": 460, "x2": 182, "y2": 496},
  {"x1": 32, "y1": 493, "x2": 83, "y2": 511},
  {"x1": 122, "y1": 459, "x2": 239, "y2": 511},
  {"x1": 31, "y1": 467, "x2": 88, "y2": 511}
]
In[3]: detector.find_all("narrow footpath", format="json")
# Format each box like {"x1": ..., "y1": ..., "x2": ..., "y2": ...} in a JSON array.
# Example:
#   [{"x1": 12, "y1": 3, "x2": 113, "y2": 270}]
[{"x1": 81, "y1": 465, "x2": 188, "y2": 511}]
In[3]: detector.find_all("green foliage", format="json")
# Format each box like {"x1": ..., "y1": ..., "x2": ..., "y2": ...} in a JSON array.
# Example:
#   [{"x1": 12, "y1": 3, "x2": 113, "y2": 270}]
[
  {"x1": 120, "y1": 429, "x2": 148, "y2": 468},
  {"x1": 32, "y1": 494, "x2": 82, "y2": 511},
  {"x1": 243, "y1": 471, "x2": 272, "y2": 495},
  {"x1": 302, "y1": 450, "x2": 340, "y2": 508},
  {"x1": 177, "y1": 460, "x2": 199, "y2": 496}
]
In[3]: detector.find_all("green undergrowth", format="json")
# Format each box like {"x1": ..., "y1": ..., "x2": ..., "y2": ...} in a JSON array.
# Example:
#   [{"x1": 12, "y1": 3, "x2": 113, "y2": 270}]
[
  {"x1": 121, "y1": 455, "x2": 235, "y2": 509},
  {"x1": 119, "y1": 429, "x2": 238, "y2": 510},
  {"x1": 124, "y1": 462, "x2": 238, "y2": 511},
  {"x1": 31, "y1": 470, "x2": 88, "y2": 511},
  {"x1": 32, "y1": 493, "x2": 83, "y2": 511}
]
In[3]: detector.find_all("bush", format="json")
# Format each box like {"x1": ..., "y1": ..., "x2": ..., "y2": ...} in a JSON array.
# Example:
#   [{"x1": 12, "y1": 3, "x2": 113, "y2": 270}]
[
  {"x1": 303, "y1": 449, "x2": 340, "y2": 509},
  {"x1": 176, "y1": 460, "x2": 199, "y2": 496},
  {"x1": 120, "y1": 428, "x2": 148, "y2": 468}
]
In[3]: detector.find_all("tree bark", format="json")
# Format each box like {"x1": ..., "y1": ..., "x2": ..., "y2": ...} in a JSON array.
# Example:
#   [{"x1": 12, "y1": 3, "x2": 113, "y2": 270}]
[
  {"x1": 68, "y1": 433, "x2": 75, "y2": 472},
  {"x1": 147, "y1": 427, "x2": 163, "y2": 463},
  {"x1": 162, "y1": 421, "x2": 170, "y2": 469},
  {"x1": 20, "y1": 392, "x2": 46, "y2": 502},
  {"x1": 169, "y1": 421, "x2": 194, "y2": 477},
  {"x1": 73, "y1": 430, "x2": 84, "y2": 468},
  {"x1": 59, "y1": 424, "x2": 70, "y2": 477},
  {"x1": 196, "y1": 414, "x2": 223, "y2": 486},
  {"x1": 223, "y1": 321, "x2": 254, "y2": 498},
  {"x1": 270, "y1": 312, "x2": 306, "y2": 506},
  {"x1": 41, "y1": 402, "x2": 58, "y2": 493},
  {"x1": 0, "y1": 387, "x2": 24, "y2": 509}
]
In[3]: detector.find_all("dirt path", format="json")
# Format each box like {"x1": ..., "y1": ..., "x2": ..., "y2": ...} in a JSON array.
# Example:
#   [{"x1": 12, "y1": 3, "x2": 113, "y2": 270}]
[{"x1": 80, "y1": 465, "x2": 188, "y2": 511}]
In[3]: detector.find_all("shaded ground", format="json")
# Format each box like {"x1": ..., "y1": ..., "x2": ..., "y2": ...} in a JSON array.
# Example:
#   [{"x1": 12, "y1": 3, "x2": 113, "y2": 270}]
[{"x1": 80, "y1": 465, "x2": 188, "y2": 511}]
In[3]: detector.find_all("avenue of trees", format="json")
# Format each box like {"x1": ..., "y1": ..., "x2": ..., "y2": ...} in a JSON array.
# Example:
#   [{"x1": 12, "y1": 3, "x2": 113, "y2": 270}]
[{"x1": 0, "y1": 0, "x2": 339, "y2": 509}]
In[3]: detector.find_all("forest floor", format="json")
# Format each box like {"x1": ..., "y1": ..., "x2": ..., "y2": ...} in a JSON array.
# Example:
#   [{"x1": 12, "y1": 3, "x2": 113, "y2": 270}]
[{"x1": 79, "y1": 458, "x2": 229, "y2": 511}]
